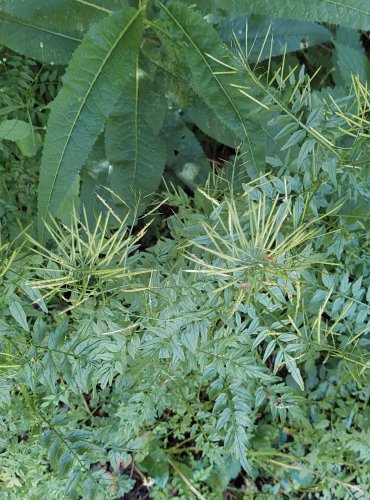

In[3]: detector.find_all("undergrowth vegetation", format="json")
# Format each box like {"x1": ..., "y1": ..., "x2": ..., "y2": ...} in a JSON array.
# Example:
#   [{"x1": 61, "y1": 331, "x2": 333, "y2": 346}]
[{"x1": 0, "y1": 0, "x2": 370, "y2": 498}]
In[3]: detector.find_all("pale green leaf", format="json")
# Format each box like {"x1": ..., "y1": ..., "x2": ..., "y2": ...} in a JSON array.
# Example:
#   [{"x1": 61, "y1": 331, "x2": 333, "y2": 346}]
[
  {"x1": 9, "y1": 299, "x2": 29, "y2": 332},
  {"x1": 181, "y1": 325, "x2": 199, "y2": 352},
  {"x1": 281, "y1": 129, "x2": 306, "y2": 151},
  {"x1": 286, "y1": 359, "x2": 305, "y2": 391},
  {"x1": 0, "y1": 119, "x2": 41, "y2": 156},
  {"x1": 48, "y1": 321, "x2": 68, "y2": 350},
  {"x1": 19, "y1": 283, "x2": 48, "y2": 313},
  {"x1": 37, "y1": 7, "x2": 144, "y2": 240},
  {"x1": 262, "y1": 340, "x2": 276, "y2": 363},
  {"x1": 0, "y1": 119, "x2": 33, "y2": 141}
]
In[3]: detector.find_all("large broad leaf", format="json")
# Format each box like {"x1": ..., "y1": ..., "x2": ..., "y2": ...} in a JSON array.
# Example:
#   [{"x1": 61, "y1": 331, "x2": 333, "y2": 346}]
[
  {"x1": 0, "y1": 0, "x2": 121, "y2": 31},
  {"x1": 233, "y1": 0, "x2": 370, "y2": 31},
  {"x1": 220, "y1": 16, "x2": 331, "y2": 62},
  {"x1": 0, "y1": 1, "x2": 128, "y2": 64},
  {"x1": 0, "y1": 12, "x2": 81, "y2": 64},
  {"x1": 37, "y1": 7, "x2": 144, "y2": 240},
  {"x1": 105, "y1": 66, "x2": 167, "y2": 211},
  {"x1": 157, "y1": 2, "x2": 266, "y2": 146}
]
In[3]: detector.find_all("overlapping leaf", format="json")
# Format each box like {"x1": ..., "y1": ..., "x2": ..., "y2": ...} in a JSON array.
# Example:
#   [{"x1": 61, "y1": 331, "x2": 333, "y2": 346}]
[
  {"x1": 105, "y1": 64, "x2": 167, "y2": 210},
  {"x1": 157, "y1": 2, "x2": 266, "y2": 139},
  {"x1": 0, "y1": 0, "x2": 118, "y2": 63}
]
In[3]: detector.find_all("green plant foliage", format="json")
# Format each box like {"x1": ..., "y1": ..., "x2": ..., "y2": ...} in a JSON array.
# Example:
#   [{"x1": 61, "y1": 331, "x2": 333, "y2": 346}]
[
  {"x1": 37, "y1": 7, "x2": 145, "y2": 239},
  {"x1": 157, "y1": 2, "x2": 260, "y2": 137},
  {"x1": 3, "y1": 0, "x2": 367, "y2": 240},
  {"x1": 0, "y1": 1, "x2": 370, "y2": 498},
  {"x1": 236, "y1": 0, "x2": 370, "y2": 30},
  {"x1": 0, "y1": 11, "x2": 81, "y2": 65},
  {"x1": 105, "y1": 64, "x2": 167, "y2": 211},
  {"x1": 333, "y1": 27, "x2": 370, "y2": 86},
  {"x1": 0, "y1": 119, "x2": 41, "y2": 157},
  {"x1": 220, "y1": 16, "x2": 331, "y2": 62}
]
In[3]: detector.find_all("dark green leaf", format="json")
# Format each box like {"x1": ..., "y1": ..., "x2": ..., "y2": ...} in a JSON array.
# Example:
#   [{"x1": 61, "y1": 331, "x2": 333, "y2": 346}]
[
  {"x1": 0, "y1": 12, "x2": 81, "y2": 64},
  {"x1": 236, "y1": 0, "x2": 370, "y2": 31},
  {"x1": 105, "y1": 68, "x2": 166, "y2": 210},
  {"x1": 37, "y1": 6, "x2": 144, "y2": 240}
]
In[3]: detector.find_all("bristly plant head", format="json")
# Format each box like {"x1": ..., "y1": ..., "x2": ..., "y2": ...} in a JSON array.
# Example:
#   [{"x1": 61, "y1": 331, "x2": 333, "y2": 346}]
[
  {"x1": 0, "y1": 1, "x2": 370, "y2": 497},
  {"x1": 183, "y1": 181, "x2": 338, "y2": 309},
  {"x1": 26, "y1": 199, "x2": 153, "y2": 311}
]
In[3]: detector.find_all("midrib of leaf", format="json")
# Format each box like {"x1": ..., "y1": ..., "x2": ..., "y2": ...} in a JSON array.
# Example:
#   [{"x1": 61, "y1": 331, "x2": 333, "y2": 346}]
[
  {"x1": 43, "y1": 7, "x2": 143, "y2": 230},
  {"x1": 75, "y1": 0, "x2": 113, "y2": 14},
  {"x1": 133, "y1": 55, "x2": 140, "y2": 186},
  {"x1": 158, "y1": 1, "x2": 248, "y2": 137},
  {"x1": 325, "y1": 0, "x2": 370, "y2": 16},
  {"x1": 0, "y1": 13, "x2": 82, "y2": 42}
]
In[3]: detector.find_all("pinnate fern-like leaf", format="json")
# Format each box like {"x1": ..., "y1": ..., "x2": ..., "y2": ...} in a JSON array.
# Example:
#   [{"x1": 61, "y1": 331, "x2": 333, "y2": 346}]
[{"x1": 37, "y1": 6, "x2": 144, "y2": 240}]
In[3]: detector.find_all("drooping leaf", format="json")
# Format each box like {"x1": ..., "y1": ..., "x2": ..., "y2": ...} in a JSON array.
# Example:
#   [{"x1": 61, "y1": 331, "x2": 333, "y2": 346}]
[
  {"x1": 233, "y1": 0, "x2": 370, "y2": 31},
  {"x1": 105, "y1": 65, "x2": 167, "y2": 210},
  {"x1": 220, "y1": 16, "x2": 331, "y2": 62},
  {"x1": 37, "y1": 6, "x2": 144, "y2": 240}
]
